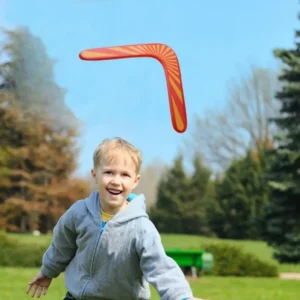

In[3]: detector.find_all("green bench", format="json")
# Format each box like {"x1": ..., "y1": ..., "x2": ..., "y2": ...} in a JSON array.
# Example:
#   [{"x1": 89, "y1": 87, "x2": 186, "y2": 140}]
[{"x1": 165, "y1": 248, "x2": 214, "y2": 278}]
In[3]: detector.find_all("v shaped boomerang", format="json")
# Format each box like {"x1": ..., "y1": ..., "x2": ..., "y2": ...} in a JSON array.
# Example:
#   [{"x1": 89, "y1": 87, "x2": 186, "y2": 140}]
[{"x1": 79, "y1": 43, "x2": 187, "y2": 133}]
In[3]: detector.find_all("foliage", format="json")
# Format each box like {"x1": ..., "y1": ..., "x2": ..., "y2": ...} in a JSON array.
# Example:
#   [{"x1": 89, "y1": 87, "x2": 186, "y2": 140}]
[
  {"x1": 0, "y1": 26, "x2": 91, "y2": 233},
  {"x1": 202, "y1": 243, "x2": 279, "y2": 277},
  {"x1": 0, "y1": 91, "x2": 88, "y2": 232},
  {"x1": 0, "y1": 26, "x2": 78, "y2": 130},
  {"x1": 150, "y1": 153, "x2": 214, "y2": 235},
  {"x1": 150, "y1": 155, "x2": 188, "y2": 233},
  {"x1": 0, "y1": 231, "x2": 46, "y2": 267},
  {"x1": 262, "y1": 14, "x2": 300, "y2": 263},
  {"x1": 183, "y1": 153, "x2": 213, "y2": 235},
  {"x1": 208, "y1": 151, "x2": 269, "y2": 240}
]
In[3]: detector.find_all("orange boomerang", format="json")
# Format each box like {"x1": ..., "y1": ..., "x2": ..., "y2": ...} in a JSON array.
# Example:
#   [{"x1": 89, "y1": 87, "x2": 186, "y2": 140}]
[{"x1": 79, "y1": 43, "x2": 187, "y2": 133}]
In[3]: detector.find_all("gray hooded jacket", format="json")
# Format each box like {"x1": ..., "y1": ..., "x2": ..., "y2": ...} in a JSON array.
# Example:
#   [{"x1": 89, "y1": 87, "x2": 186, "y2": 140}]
[{"x1": 41, "y1": 191, "x2": 194, "y2": 300}]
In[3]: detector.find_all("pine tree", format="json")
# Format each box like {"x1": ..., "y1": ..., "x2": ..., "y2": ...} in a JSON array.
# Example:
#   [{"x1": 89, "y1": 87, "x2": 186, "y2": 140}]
[
  {"x1": 263, "y1": 15, "x2": 300, "y2": 263},
  {"x1": 183, "y1": 153, "x2": 212, "y2": 235},
  {"x1": 209, "y1": 151, "x2": 269, "y2": 240},
  {"x1": 149, "y1": 155, "x2": 189, "y2": 233}
]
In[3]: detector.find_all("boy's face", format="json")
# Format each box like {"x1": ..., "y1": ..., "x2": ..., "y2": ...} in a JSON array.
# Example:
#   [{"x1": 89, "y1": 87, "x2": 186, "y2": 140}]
[{"x1": 91, "y1": 155, "x2": 140, "y2": 214}]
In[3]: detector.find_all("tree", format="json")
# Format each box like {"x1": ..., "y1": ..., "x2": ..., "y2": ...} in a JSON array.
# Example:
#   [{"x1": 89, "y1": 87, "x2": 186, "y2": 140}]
[
  {"x1": 0, "y1": 92, "x2": 80, "y2": 232},
  {"x1": 263, "y1": 15, "x2": 300, "y2": 263},
  {"x1": 209, "y1": 151, "x2": 269, "y2": 240},
  {"x1": 0, "y1": 90, "x2": 36, "y2": 231},
  {"x1": 38, "y1": 177, "x2": 91, "y2": 233},
  {"x1": 150, "y1": 155, "x2": 189, "y2": 233},
  {"x1": 0, "y1": 27, "x2": 83, "y2": 233},
  {"x1": 183, "y1": 153, "x2": 213, "y2": 235},
  {"x1": 186, "y1": 65, "x2": 280, "y2": 173},
  {"x1": 150, "y1": 153, "x2": 215, "y2": 235},
  {"x1": 0, "y1": 26, "x2": 78, "y2": 130}
]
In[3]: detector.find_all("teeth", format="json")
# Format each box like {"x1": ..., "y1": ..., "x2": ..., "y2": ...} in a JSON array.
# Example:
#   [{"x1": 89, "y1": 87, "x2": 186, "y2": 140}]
[{"x1": 108, "y1": 189, "x2": 122, "y2": 195}]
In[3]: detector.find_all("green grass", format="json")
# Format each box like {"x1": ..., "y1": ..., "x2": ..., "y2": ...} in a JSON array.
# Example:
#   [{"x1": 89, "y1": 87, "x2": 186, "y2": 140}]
[
  {"x1": 2, "y1": 233, "x2": 300, "y2": 299},
  {"x1": 8, "y1": 233, "x2": 300, "y2": 273},
  {"x1": 1, "y1": 267, "x2": 299, "y2": 300}
]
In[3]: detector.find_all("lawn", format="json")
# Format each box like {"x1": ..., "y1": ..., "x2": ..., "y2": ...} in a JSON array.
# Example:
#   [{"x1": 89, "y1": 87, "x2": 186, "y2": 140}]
[
  {"x1": 8, "y1": 233, "x2": 300, "y2": 273},
  {"x1": 1, "y1": 267, "x2": 299, "y2": 300}
]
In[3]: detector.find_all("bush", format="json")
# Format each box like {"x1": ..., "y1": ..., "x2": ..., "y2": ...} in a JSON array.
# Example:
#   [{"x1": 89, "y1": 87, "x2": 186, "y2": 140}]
[
  {"x1": 0, "y1": 230, "x2": 15, "y2": 246},
  {"x1": 0, "y1": 231, "x2": 46, "y2": 267},
  {"x1": 202, "y1": 243, "x2": 279, "y2": 277}
]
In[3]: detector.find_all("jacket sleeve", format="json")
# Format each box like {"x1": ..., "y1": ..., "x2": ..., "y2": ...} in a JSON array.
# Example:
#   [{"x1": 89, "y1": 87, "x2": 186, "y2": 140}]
[
  {"x1": 40, "y1": 203, "x2": 78, "y2": 278},
  {"x1": 136, "y1": 219, "x2": 193, "y2": 300}
]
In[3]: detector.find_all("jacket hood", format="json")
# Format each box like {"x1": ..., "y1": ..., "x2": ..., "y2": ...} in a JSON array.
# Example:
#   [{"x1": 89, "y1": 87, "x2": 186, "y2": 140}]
[{"x1": 85, "y1": 190, "x2": 148, "y2": 223}]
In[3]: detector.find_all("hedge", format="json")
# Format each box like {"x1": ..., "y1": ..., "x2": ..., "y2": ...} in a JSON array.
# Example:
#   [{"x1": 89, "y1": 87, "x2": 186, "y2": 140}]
[
  {"x1": 0, "y1": 231, "x2": 279, "y2": 278},
  {"x1": 202, "y1": 242, "x2": 279, "y2": 277},
  {"x1": 0, "y1": 231, "x2": 47, "y2": 267}
]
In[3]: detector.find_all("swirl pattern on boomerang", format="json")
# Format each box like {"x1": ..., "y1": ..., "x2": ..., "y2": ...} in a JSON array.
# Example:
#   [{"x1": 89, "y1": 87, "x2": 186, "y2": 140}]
[{"x1": 79, "y1": 43, "x2": 187, "y2": 133}]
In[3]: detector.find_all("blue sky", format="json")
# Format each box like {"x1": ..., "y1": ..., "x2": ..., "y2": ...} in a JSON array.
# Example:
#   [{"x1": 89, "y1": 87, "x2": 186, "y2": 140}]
[{"x1": 1, "y1": 0, "x2": 299, "y2": 176}]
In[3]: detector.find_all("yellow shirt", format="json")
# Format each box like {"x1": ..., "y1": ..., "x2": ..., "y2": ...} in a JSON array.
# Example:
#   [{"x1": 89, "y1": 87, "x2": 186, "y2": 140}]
[
  {"x1": 101, "y1": 201, "x2": 129, "y2": 222},
  {"x1": 101, "y1": 209, "x2": 114, "y2": 222}
]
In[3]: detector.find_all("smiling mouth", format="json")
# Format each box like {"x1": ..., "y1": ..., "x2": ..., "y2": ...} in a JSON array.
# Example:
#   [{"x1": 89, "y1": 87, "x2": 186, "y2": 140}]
[{"x1": 107, "y1": 189, "x2": 122, "y2": 195}]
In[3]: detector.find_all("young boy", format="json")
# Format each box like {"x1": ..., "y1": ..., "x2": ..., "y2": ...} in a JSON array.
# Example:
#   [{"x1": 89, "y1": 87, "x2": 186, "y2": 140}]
[{"x1": 26, "y1": 137, "x2": 203, "y2": 300}]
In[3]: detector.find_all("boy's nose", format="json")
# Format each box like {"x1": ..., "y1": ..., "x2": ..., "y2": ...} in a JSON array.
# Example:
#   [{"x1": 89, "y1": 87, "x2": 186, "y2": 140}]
[{"x1": 111, "y1": 176, "x2": 121, "y2": 185}]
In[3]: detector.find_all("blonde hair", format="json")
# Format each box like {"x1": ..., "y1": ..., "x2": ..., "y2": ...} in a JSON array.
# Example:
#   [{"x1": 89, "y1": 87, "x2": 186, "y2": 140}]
[{"x1": 93, "y1": 137, "x2": 142, "y2": 173}]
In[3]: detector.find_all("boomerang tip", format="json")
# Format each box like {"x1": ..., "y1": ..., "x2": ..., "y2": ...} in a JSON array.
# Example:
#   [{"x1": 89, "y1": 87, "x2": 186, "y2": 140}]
[{"x1": 79, "y1": 51, "x2": 87, "y2": 60}]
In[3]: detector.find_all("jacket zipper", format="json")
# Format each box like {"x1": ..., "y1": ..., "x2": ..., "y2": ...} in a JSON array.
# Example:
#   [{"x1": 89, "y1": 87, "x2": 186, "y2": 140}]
[{"x1": 81, "y1": 223, "x2": 106, "y2": 299}]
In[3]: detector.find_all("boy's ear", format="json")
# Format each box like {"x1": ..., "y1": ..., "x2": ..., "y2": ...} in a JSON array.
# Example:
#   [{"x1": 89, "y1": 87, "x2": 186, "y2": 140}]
[
  {"x1": 91, "y1": 169, "x2": 97, "y2": 183},
  {"x1": 133, "y1": 174, "x2": 141, "y2": 189}
]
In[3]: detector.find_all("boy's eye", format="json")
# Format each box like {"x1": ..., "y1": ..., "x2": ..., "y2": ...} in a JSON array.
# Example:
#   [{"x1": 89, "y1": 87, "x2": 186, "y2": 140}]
[{"x1": 103, "y1": 171, "x2": 130, "y2": 177}]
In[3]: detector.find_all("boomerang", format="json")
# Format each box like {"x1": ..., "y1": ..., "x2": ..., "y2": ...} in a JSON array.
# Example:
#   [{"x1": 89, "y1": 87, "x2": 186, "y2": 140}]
[{"x1": 79, "y1": 43, "x2": 187, "y2": 133}]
